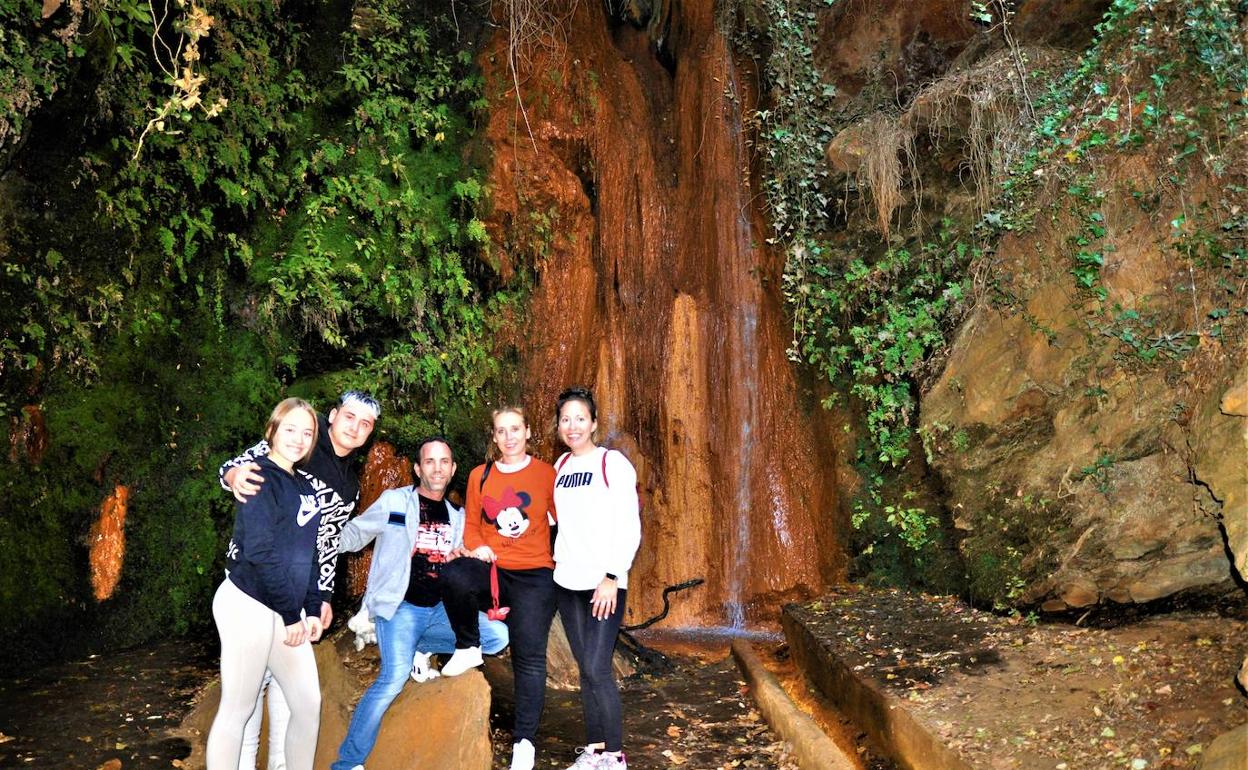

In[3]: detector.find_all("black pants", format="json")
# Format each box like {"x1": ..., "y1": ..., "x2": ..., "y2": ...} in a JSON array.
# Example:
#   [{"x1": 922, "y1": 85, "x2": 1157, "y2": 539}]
[
  {"x1": 556, "y1": 585, "x2": 627, "y2": 752},
  {"x1": 441, "y1": 559, "x2": 556, "y2": 742}
]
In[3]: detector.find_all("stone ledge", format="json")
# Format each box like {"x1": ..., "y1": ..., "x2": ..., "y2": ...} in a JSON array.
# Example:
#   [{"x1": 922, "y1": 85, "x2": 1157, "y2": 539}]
[
  {"x1": 731, "y1": 639, "x2": 858, "y2": 770},
  {"x1": 781, "y1": 602, "x2": 974, "y2": 770}
]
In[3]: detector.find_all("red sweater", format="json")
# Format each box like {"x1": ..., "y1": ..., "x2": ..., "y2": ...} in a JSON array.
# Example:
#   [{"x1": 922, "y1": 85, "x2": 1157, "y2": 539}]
[{"x1": 463, "y1": 458, "x2": 556, "y2": 570}]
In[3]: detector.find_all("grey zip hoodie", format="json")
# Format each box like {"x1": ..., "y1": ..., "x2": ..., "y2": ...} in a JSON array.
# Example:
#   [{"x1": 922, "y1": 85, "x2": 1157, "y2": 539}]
[{"x1": 338, "y1": 485, "x2": 464, "y2": 621}]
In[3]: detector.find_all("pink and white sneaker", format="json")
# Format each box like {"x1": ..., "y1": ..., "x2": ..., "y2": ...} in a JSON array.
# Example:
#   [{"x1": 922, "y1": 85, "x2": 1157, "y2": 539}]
[
  {"x1": 563, "y1": 746, "x2": 600, "y2": 770},
  {"x1": 595, "y1": 751, "x2": 627, "y2": 769}
]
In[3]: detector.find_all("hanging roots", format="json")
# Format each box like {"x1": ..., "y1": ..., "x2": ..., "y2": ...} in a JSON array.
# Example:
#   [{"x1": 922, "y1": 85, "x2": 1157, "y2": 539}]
[
  {"x1": 836, "y1": 47, "x2": 1062, "y2": 236},
  {"x1": 857, "y1": 114, "x2": 914, "y2": 239},
  {"x1": 500, "y1": 0, "x2": 580, "y2": 72}
]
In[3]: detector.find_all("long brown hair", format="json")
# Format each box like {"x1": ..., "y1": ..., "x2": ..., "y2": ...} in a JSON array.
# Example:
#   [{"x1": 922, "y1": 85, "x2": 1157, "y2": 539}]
[{"x1": 264, "y1": 397, "x2": 319, "y2": 464}]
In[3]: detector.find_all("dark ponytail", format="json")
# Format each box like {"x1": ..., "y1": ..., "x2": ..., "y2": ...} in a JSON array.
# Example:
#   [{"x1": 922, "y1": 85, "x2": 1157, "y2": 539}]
[{"x1": 555, "y1": 386, "x2": 597, "y2": 422}]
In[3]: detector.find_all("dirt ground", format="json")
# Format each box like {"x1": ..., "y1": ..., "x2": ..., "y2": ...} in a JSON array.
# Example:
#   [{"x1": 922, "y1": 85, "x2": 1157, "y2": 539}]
[
  {"x1": 785, "y1": 589, "x2": 1248, "y2": 769},
  {"x1": 0, "y1": 637, "x2": 214, "y2": 769},
  {"x1": 0, "y1": 630, "x2": 807, "y2": 770},
  {"x1": 486, "y1": 633, "x2": 806, "y2": 770},
  {"x1": 3, "y1": 592, "x2": 1242, "y2": 770}
]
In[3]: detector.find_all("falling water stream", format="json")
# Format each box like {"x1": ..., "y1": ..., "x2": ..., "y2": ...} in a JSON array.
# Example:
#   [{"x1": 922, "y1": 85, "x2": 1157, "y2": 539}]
[{"x1": 491, "y1": 0, "x2": 844, "y2": 630}]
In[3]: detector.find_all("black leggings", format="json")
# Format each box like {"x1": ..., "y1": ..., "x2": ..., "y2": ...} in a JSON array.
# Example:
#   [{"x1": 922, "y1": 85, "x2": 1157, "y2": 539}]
[
  {"x1": 556, "y1": 585, "x2": 627, "y2": 752},
  {"x1": 441, "y1": 559, "x2": 556, "y2": 742}
]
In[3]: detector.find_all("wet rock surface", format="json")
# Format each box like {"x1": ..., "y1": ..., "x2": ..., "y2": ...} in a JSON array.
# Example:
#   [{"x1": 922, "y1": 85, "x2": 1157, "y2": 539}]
[
  {"x1": 787, "y1": 589, "x2": 1248, "y2": 769},
  {"x1": 478, "y1": 0, "x2": 848, "y2": 627}
]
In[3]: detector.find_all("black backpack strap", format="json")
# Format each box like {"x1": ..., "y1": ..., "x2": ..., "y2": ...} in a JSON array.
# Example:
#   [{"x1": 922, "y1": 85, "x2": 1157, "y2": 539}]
[{"x1": 479, "y1": 460, "x2": 494, "y2": 492}]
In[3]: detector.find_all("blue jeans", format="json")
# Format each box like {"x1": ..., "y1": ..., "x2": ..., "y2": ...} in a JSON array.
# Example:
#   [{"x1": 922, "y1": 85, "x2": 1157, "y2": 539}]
[
  {"x1": 331, "y1": 601, "x2": 507, "y2": 770},
  {"x1": 557, "y1": 586, "x2": 627, "y2": 751}
]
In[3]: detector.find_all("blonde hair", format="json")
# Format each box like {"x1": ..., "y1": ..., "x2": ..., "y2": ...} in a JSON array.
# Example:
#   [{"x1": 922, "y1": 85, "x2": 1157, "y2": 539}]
[
  {"x1": 264, "y1": 397, "x2": 319, "y2": 464},
  {"x1": 486, "y1": 405, "x2": 527, "y2": 461}
]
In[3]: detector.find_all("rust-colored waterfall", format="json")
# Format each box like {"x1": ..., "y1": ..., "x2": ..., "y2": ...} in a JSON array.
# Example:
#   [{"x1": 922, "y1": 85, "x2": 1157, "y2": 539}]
[
  {"x1": 346, "y1": 442, "x2": 415, "y2": 599},
  {"x1": 7, "y1": 404, "x2": 47, "y2": 464},
  {"x1": 481, "y1": 0, "x2": 848, "y2": 626},
  {"x1": 89, "y1": 484, "x2": 129, "y2": 602}
]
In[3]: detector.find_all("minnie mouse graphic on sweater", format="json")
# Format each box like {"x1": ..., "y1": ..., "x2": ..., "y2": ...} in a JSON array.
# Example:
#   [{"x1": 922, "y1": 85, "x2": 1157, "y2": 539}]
[{"x1": 484, "y1": 486, "x2": 532, "y2": 538}]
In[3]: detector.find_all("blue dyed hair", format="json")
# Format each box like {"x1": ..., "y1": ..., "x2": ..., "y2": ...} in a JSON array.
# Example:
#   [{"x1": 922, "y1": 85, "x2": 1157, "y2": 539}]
[{"x1": 339, "y1": 390, "x2": 381, "y2": 419}]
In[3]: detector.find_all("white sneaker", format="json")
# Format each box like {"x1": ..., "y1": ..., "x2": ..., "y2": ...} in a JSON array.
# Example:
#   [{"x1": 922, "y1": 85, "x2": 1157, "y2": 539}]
[
  {"x1": 411, "y1": 651, "x2": 441, "y2": 683},
  {"x1": 596, "y1": 752, "x2": 627, "y2": 769},
  {"x1": 564, "y1": 745, "x2": 600, "y2": 769},
  {"x1": 440, "y1": 646, "x2": 483, "y2": 676},
  {"x1": 509, "y1": 738, "x2": 535, "y2": 770}
]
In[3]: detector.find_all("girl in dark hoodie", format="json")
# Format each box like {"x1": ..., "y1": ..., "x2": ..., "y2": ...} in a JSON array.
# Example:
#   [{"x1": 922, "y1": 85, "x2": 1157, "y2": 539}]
[{"x1": 206, "y1": 398, "x2": 325, "y2": 770}]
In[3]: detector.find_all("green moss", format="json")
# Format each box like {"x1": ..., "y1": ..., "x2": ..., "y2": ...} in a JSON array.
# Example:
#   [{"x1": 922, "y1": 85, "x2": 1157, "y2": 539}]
[
  {"x1": 0, "y1": 0, "x2": 520, "y2": 666},
  {"x1": 960, "y1": 496, "x2": 1068, "y2": 610}
]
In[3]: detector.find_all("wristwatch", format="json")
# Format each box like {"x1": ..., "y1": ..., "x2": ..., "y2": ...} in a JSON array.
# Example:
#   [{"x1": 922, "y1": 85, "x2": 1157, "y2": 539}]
[{"x1": 604, "y1": 572, "x2": 618, "y2": 581}]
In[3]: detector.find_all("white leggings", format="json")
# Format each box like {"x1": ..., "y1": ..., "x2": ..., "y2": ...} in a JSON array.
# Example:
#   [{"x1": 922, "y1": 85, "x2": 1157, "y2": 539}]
[
  {"x1": 206, "y1": 579, "x2": 321, "y2": 770},
  {"x1": 239, "y1": 671, "x2": 290, "y2": 770}
]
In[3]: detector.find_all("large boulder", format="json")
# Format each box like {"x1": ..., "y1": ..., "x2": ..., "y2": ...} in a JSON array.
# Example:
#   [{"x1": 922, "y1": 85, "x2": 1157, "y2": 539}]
[
  {"x1": 1198, "y1": 722, "x2": 1248, "y2": 770},
  {"x1": 920, "y1": 155, "x2": 1246, "y2": 611},
  {"x1": 173, "y1": 632, "x2": 492, "y2": 770},
  {"x1": 1191, "y1": 365, "x2": 1248, "y2": 582}
]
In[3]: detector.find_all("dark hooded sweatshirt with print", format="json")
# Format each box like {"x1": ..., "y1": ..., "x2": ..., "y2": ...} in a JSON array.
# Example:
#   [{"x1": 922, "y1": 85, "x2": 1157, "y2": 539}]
[{"x1": 226, "y1": 454, "x2": 323, "y2": 625}]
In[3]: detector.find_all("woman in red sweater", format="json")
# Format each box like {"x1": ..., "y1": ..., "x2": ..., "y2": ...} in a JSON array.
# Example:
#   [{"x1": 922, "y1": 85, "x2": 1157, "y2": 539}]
[{"x1": 440, "y1": 405, "x2": 557, "y2": 770}]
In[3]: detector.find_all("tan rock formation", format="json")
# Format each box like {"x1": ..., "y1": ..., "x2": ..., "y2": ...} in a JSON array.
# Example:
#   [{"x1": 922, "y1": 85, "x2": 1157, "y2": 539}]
[
  {"x1": 921, "y1": 151, "x2": 1246, "y2": 609},
  {"x1": 174, "y1": 633, "x2": 492, "y2": 770},
  {"x1": 1197, "y1": 722, "x2": 1248, "y2": 770},
  {"x1": 1194, "y1": 365, "x2": 1248, "y2": 582}
]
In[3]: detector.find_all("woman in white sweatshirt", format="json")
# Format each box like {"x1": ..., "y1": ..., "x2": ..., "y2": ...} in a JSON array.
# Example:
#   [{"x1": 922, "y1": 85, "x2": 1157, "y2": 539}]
[{"x1": 551, "y1": 386, "x2": 641, "y2": 770}]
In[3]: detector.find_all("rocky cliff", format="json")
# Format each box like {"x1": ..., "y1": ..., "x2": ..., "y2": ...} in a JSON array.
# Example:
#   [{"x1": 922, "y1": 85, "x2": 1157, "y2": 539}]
[{"x1": 477, "y1": 0, "x2": 851, "y2": 626}]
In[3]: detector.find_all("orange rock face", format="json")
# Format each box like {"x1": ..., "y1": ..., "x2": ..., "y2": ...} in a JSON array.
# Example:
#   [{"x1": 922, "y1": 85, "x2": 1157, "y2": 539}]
[
  {"x1": 480, "y1": 0, "x2": 848, "y2": 626},
  {"x1": 345, "y1": 442, "x2": 414, "y2": 600},
  {"x1": 7, "y1": 404, "x2": 47, "y2": 464},
  {"x1": 89, "y1": 484, "x2": 129, "y2": 602}
]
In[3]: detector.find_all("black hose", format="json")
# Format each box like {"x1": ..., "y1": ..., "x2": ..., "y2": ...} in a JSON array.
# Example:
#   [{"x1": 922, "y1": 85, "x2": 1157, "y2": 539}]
[{"x1": 620, "y1": 577, "x2": 704, "y2": 632}]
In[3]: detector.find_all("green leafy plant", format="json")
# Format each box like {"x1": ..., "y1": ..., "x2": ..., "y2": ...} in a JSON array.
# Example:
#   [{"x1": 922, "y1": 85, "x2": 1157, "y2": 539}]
[{"x1": 0, "y1": 0, "x2": 520, "y2": 664}]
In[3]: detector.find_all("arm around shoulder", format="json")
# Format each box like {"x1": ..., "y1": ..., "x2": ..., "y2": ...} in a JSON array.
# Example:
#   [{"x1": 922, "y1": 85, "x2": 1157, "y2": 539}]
[
  {"x1": 338, "y1": 488, "x2": 399, "y2": 553},
  {"x1": 218, "y1": 440, "x2": 269, "y2": 491}
]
